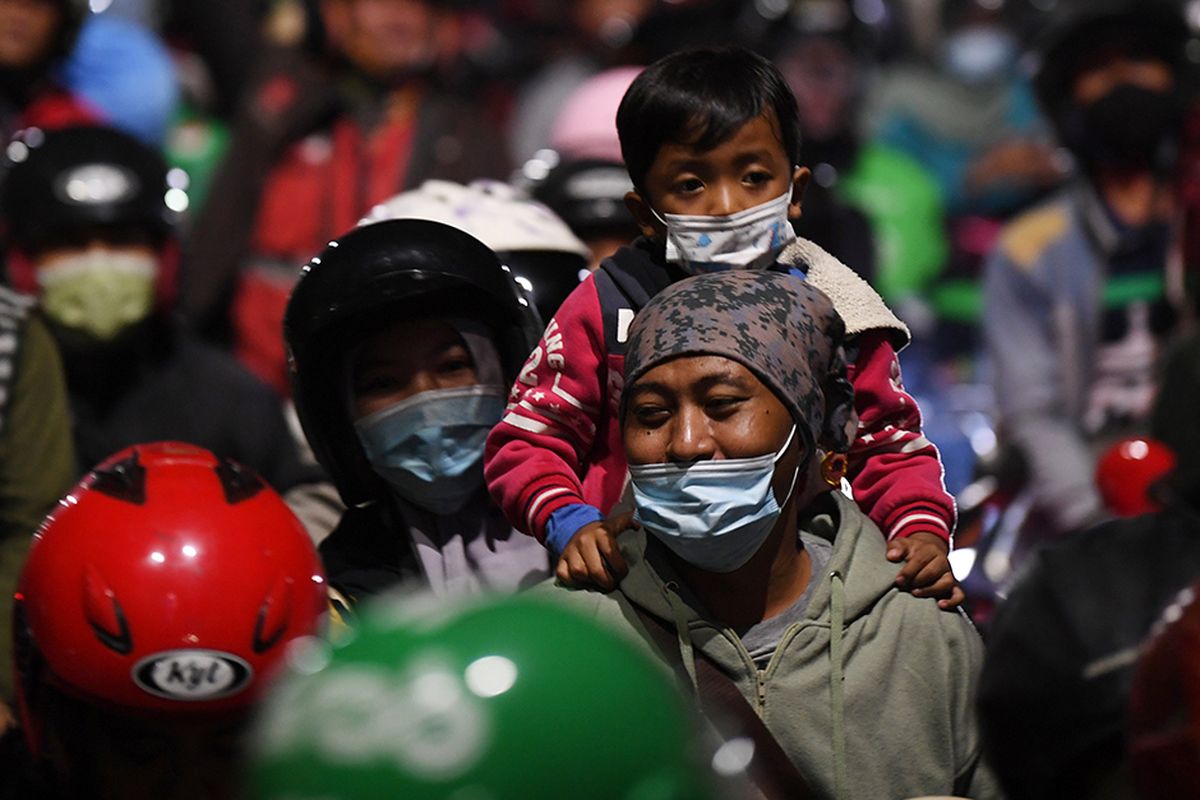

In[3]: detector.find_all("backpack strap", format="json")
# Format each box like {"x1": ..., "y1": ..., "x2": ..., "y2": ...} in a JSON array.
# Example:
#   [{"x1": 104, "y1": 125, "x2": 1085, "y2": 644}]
[
  {"x1": 631, "y1": 603, "x2": 812, "y2": 800},
  {"x1": 593, "y1": 242, "x2": 678, "y2": 357}
]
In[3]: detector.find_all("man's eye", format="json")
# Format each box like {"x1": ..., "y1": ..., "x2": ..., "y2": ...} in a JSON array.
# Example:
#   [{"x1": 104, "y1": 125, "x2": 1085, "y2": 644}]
[
  {"x1": 706, "y1": 396, "x2": 745, "y2": 414},
  {"x1": 634, "y1": 406, "x2": 669, "y2": 425}
]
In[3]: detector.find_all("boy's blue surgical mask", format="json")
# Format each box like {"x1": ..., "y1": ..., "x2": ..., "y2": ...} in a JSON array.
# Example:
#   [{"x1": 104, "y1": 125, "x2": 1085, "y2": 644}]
[
  {"x1": 354, "y1": 385, "x2": 506, "y2": 515},
  {"x1": 654, "y1": 188, "x2": 797, "y2": 274},
  {"x1": 629, "y1": 425, "x2": 803, "y2": 573}
]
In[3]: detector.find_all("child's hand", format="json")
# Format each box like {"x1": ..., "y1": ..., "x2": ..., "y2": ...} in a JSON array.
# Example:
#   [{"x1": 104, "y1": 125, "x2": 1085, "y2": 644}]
[
  {"x1": 555, "y1": 512, "x2": 638, "y2": 592},
  {"x1": 886, "y1": 532, "x2": 965, "y2": 610}
]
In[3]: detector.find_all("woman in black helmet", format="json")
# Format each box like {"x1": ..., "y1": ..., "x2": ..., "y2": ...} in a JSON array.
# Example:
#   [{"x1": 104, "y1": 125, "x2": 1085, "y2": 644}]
[{"x1": 285, "y1": 218, "x2": 552, "y2": 605}]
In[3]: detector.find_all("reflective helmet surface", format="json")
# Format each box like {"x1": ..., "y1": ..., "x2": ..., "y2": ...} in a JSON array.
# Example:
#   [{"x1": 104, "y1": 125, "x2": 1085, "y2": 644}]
[
  {"x1": 13, "y1": 442, "x2": 327, "y2": 755},
  {"x1": 359, "y1": 179, "x2": 589, "y2": 322},
  {"x1": 249, "y1": 592, "x2": 717, "y2": 800},
  {"x1": 0, "y1": 123, "x2": 180, "y2": 251},
  {"x1": 0, "y1": 124, "x2": 184, "y2": 305},
  {"x1": 284, "y1": 218, "x2": 543, "y2": 507},
  {"x1": 1095, "y1": 436, "x2": 1176, "y2": 517}
]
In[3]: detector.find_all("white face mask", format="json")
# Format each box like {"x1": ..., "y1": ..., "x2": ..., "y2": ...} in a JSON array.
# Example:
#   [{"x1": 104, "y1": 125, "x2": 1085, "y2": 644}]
[
  {"x1": 654, "y1": 188, "x2": 797, "y2": 275},
  {"x1": 36, "y1": 249, "x2": 158, "y2": 342}
]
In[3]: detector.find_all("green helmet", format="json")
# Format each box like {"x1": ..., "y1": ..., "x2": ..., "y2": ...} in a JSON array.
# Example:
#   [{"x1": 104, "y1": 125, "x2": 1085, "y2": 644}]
[{"x1": 248, "y1": 593, "x2": 719, "y2": 800}]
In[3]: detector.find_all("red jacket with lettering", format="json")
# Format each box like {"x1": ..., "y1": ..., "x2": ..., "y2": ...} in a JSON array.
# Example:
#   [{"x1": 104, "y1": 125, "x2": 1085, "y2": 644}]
[{"x1": 484, "y1": 237, "x2": 956, "y2": 547}]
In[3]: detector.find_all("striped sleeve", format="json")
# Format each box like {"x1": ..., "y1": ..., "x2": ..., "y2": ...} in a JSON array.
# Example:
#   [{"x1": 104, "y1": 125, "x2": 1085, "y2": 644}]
[{"x1": 845, "y1": 330, "x2": 956, "y2": 543}]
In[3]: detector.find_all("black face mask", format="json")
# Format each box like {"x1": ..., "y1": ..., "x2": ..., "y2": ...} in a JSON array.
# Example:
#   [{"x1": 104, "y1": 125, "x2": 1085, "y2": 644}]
[{"x1": 1064, "y1": 84, "x2": 1180, "y2": 173}]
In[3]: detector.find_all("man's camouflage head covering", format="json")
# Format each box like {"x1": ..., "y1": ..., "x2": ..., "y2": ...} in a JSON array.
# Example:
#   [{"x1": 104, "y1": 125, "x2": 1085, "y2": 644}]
[{"x1": 622, "y1": 270, "x2": 856, "y2": 454}]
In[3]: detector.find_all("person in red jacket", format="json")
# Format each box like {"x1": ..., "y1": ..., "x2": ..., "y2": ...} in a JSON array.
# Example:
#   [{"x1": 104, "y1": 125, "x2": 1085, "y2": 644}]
[
  {"x1": 182, "y1": 0, "x2": 510, "y2": 396},
  {"x1": 485, "y1": 46, "x2": 961, "y2": 605}
]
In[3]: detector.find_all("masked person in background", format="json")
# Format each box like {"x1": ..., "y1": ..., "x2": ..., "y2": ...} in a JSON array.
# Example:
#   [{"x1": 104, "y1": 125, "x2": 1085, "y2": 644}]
[
  {"x1": 548, "y1": 270, "x2": 997, "y2": 800},
  {"x1": 0, "y1": 442, "x2": 327, "y2": 799},
  {"x1": 0, "y1": 124, "x2": 315, "y2": 493},
  {"x1": 284, "y1": 219, "x2": 551, "y2": 607},
  {"x1": 982, "y1": 0, "x2": 1189, "y2": 534}
]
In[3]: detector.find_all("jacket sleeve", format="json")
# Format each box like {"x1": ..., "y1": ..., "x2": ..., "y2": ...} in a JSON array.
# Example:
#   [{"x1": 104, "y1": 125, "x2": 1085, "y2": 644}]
[
  {"x1": 943, "y1": 609, "x2": 1003, "y2": 800},
  {"x1": 982, "y1": 246, "x2": 1101, "y2": 531},
  {"x1": 846, "y1": 330, "x2": 956, "y2": 542},
  {"x1": 484, "y1": 276, "x2": 608, "y2": 542}
]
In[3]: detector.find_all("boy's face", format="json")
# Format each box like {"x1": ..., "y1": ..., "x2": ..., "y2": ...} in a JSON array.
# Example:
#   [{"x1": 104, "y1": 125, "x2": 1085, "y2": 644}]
[{"x1": 624, "y1": 113, "x2": 810, "y2": 239}]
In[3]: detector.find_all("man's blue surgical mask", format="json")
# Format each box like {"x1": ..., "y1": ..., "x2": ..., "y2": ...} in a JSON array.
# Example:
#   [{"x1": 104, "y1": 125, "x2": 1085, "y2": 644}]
[
  {"x1": 655, "y1": 188, "x2": 797, "y2": 275},
  {"x1": 629, "y1": 425, "x2": 803, "y2": 572},
  {"x1": 354, "y1": 385, "x2": 506, "y2": 515}
]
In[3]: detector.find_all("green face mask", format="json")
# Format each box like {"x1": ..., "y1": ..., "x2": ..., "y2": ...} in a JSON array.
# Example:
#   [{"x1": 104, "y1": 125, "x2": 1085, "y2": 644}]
[{"x1": 37, "y1": 250, "x2": 157, "y2": 342}]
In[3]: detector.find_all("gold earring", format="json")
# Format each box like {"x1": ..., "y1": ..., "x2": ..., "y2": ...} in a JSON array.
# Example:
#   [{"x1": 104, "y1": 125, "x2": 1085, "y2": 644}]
[{"x1": 821, "y1": 452, "x2": 848, "y2": 487}]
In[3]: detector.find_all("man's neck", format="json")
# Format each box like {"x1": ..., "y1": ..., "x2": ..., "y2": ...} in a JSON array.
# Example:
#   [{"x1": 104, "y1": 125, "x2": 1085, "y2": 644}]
[
  {"x1": 672, "y1": 509, "x2": 812, "y2": 629},
  {"x1": 1097, "y1": 168, "x2": 1172, "y2": 228}
]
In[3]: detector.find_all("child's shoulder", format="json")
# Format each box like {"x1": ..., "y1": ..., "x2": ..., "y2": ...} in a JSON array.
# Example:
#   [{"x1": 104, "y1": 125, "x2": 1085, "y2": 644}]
[{"x1": 778, "y1": 238, "x2": 910, "y2": 350}]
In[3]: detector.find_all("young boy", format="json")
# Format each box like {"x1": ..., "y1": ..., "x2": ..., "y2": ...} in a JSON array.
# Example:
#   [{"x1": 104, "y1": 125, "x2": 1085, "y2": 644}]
[{"x1": 484, "y1": 47, "x2": 960, "y2": 605}]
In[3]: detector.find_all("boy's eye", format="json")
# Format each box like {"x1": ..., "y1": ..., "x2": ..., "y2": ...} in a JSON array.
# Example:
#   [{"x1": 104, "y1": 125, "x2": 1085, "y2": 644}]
[
  {"x1": 743, "y1": 170, "x2": 772, "y2": 186},
  {"x1": 672, "y1": 177, "x2": 704, "y2": 194}
]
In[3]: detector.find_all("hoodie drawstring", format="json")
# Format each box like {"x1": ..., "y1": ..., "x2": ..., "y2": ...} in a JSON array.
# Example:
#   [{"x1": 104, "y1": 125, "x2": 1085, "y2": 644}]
[
  {"x1": 663, "y1": 582, "x2": 700, "y2": 693},
  {"x1": 830, "y1": 570, "x2": 847, "y2": 800}
]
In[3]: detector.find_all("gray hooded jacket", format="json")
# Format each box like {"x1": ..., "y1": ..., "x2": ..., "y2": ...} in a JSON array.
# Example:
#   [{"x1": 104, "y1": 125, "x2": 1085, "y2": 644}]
[{"x1": 542, "y1": 491, "x2": 999, "y2": 800}]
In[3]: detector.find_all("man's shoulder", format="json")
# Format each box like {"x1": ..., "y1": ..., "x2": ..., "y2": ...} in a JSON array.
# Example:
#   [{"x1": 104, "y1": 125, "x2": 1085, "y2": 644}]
[{"x1": 995, "y1": 193, "x2": 1076, "y2": 272}]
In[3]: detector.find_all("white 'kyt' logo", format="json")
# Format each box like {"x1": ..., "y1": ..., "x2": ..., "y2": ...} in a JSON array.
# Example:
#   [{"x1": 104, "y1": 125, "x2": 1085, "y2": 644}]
[{"x1": 132, "y1": 650, "x2": 253, "y2": 701}]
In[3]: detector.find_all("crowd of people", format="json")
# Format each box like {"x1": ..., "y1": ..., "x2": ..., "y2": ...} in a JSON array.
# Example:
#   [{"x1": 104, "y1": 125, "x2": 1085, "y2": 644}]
[{"x1": 0, "y1": 0, "x2": 1197, "y2": 797}]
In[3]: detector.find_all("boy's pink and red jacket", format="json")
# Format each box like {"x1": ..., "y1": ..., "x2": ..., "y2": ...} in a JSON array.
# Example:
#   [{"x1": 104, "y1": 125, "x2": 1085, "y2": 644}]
[{"x1": 484, "y1": 237, "x2": 956, "y2": 549}]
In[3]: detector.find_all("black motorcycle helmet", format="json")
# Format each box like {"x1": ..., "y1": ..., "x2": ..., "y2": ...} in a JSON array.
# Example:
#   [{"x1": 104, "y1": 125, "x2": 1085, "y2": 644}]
[
  {"x1": 0, "y1": 124, "x2": 181, "y2": 298},
  {"x1": 527, "y1": 157, "x2": 638, "y2": 246},
  {"x1": 285, "y1": 218, "x2": 542, "y2": 507},
  {"x1": 1, "y1": 124, "x2": 178, "y2": 252},
  {"x1": 1031, "y1": 0, "x2": 1188, "y2": 144}
]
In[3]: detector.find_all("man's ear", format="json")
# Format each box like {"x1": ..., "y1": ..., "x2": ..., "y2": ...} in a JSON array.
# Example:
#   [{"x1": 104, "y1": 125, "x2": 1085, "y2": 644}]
[
  {"x1": 788, "y1": 166, "x2": 811, "y2": 221},
  {"x1": 624, "y1": 191, "x2": 662, "y2": 239}
]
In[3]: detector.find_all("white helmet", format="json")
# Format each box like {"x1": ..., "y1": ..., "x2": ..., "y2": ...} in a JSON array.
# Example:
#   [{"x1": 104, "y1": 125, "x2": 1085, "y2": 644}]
[
  {"x1": 360, "y1": 179, "x2": 590, "y2": 259},
  {"x1": 360, "y1": 180, "x2": 591, "y2": 322}
]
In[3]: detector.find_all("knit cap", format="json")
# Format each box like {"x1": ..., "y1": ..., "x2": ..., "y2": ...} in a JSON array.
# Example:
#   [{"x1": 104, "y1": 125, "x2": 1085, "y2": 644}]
[{"x1": 621, "y1": 270, "x2": 856, "y2": 454}]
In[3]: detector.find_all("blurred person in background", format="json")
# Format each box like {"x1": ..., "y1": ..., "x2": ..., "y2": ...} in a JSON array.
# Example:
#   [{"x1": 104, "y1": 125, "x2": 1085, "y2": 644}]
[
  {"x1": 285, "y1": 219, "x2": 550, "y2": 607},
  {"x1": 0, "y1": 285, "x2": 74, "y2": 726},
  {"x1": 862, "y1": 0, "x2": 1065, "y2": 378},
  {"x1": 0, "y1": 124, "x2": 315, "y2": 493},
  {"x1": 1128, "y1": 577, "x2": 1200, "y2": 800},
  {"x1": 0, "y1": 0, "x2": 97, "y2": 135},
  {"x1": 982, "y1": 0, "x2": 1190, "y2": 536},
  {"x1": 0, "y1": 442, "x2": 326, "y2": 799},
  {"x1": 181, "y1": 0, "x2": 510, "y2": 396},
  {"x1": 978, "y1": 330, "x2": 1200, "y2": 800}
]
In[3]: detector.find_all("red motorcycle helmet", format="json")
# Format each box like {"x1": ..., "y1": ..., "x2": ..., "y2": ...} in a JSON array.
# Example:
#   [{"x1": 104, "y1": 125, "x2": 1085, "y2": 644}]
[
  {"x1": 13, "y1": 442, "x2": 327, "y2": 757},
  {"x1": 1095, "y1": 436, "x2": 1176, "y2": 518},
  {"x1": 1128, "y1": 581, "x2": 1200, "y2": 799}
]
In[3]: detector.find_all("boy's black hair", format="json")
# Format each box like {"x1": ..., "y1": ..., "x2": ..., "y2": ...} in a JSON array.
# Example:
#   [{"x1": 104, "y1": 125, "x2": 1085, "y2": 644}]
[{"x1": 617, "y1": 46, "x2": 801, "y2": 195}]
